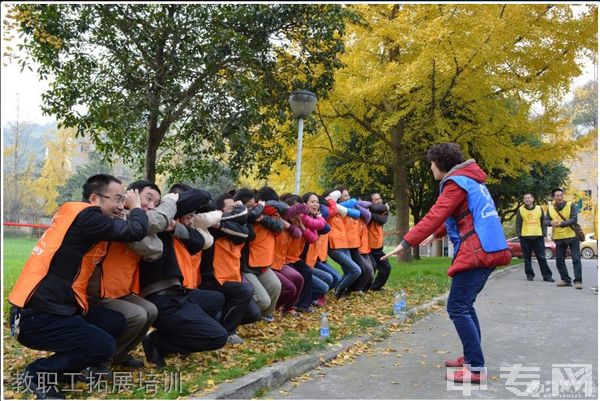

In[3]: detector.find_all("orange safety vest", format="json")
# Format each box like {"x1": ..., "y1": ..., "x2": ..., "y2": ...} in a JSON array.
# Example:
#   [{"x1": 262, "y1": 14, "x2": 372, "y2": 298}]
[
  {"x1": 9, "y1": 202, "x2": 104, "y2": 314},
  {"x1": 344, "y1": 216, "x2": 361, "y2": 249},
  {"x1": 174, "y1": 238, "x2": 202, "y2": 289},
  {"x1": 249, "y1": 224, "x2": 276, "y2": 268},
  {"x1": 318, "y1": 232, "x2": 329, "y2": 262},
  {"x1": 272, "y1": 229, "x2": 292, "y2": 271},
  {"x1": 285, "y1": 234, "x2": 306, "y2": 265},
  {"x1": 358, "y1": 219, "x2": 371, "y2": 254},
  {"x1": 213, "y1": 237, "x2": 243, "y2": 285},
  {"x1": 367, "y1": 220, "x2": 384, "y2": 249},
  {"x1": 328, "y1": 214, "x2": 349, "y2": 250},
  {"x1": 99, "y1": 242, "x2": 141, "y2": 299}
]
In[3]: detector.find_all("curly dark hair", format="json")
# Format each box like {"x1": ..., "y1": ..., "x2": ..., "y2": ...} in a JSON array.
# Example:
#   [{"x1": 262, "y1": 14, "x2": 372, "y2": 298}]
[{"x1": 426, "y1": 142, "x2": 465, "y2": 172}]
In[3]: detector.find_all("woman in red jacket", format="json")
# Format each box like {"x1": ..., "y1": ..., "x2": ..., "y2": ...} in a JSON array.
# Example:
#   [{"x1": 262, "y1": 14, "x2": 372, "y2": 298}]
[{"x1": 383, "y1": 143, "x2": 511, "y2": 384}]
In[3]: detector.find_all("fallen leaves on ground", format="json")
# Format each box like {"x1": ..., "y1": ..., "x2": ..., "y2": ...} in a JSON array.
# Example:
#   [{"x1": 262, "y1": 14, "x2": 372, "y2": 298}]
[{"x1": 3, "y1": 278, "x2": 449, "y2": 399}]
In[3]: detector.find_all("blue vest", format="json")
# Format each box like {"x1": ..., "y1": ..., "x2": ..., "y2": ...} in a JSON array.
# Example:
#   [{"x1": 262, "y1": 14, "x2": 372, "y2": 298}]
[{"x1": 441, "y1": 175, "x2": 508, "y2": 257}]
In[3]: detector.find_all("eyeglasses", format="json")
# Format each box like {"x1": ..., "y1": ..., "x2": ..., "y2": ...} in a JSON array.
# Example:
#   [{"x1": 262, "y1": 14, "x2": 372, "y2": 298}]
[{"x1": 95, "y1": 193, "x2": 126, "y2": 204}]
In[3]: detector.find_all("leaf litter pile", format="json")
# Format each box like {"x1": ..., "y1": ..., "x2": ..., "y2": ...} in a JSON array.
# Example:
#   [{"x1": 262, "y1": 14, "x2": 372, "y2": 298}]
[{"x1": 3, "y1": 275, "x2": 449, "y2": 399}]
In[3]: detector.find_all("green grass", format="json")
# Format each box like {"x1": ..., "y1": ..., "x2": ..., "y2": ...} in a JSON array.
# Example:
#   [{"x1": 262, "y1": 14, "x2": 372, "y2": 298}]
[
  {"x1": 3, "y1": 236, "x2": 37, "y2": 316},
  {"x1": 2, "y1": 236, "x2": 521, "y2": 399}
]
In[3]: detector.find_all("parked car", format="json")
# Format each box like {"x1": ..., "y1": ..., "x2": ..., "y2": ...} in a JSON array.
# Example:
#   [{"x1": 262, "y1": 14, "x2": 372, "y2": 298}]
[
  {"x1": 580, "y1": 233, "x2": 598, "y2": 259},
  {"x1": 506, "y1": 237, "x2": 563, "y2": 260}
]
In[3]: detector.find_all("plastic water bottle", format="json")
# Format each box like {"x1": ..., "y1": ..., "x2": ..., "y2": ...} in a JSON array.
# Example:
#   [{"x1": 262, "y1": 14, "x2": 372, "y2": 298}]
[
  {"x1": 320, "y1": 313, "x2": 330, "y2": 339},
  {"x1": 393, "y1": 289, "x2": 407, "y2": 318}
]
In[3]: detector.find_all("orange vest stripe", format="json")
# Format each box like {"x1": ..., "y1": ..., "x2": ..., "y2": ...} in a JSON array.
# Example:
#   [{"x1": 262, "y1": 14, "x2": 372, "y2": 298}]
[
  {"x1": 272, "y1": 230, "x2": 292, "y2": 271},
  {"x1": 174, "y1": 238, "x2": 201, "y2": 289},
  {"x1": 285, "y1": 235, "x2": 305, "y2": 265},
  {"x1": 318, "y1": 232, "x2": 329, "y2": 262},
  {"x1": 73, "y1": 241, "x2": 108, "y2": 312},
  {"x1": 344, "y1": 216, "x2": 361, "y2": 249},
  {"x1": 9, "y1": 202, "x2": 93, "y2": 309},
  {"x1": 100, "y1": 242, "x2": 141, "y2": 299},
  {"x1": 213, "y1": 237, "x2": 243, "y2": 285},
  {"x1": 358, "y1": 220, "x2": 370, "y2": 254},
  {"x1": 249, "y1": 224, "x2": 275, "y2": 267},
  {"x1": 328, "y1": 214, "x2": 349, "y2": 249},
  {"x1": 367, "y1": 221, "x2": 384, "y2": 249}
]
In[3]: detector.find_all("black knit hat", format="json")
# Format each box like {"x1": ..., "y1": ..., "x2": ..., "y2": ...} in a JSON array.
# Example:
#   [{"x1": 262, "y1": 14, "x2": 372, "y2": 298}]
[{"x1": 175, "y1": 188, "x2": 212, "y2": 218}]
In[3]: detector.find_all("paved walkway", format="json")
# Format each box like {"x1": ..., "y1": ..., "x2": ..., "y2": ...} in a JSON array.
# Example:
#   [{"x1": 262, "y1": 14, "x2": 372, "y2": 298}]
[{"x1": 268, "y1": 259, "x2": 598, "y2": 399}]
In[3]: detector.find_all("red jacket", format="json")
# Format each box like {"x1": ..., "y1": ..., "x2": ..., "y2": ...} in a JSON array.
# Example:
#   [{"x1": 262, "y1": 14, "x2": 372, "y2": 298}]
[{"x1": 403, "y1": 160, "x2": 511, "y2": 277}]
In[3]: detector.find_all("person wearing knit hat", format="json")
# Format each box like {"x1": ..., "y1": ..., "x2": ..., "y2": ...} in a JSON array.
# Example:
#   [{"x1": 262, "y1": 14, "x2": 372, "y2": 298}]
[
  {"x1": 86, "y1": 179, "x2": 179, "y2": 370},
  {"x1": 199, "y1": 193, "x2": 261, "y2": 345},
  {"x1": 235, "y1": 188, "x2": 283, "y2": 323},
  {"x1": 257, "y1": 188, "x2": 306, "y2": 316},
  {"x1": 137, "y1": 184, "x2": 228, "y2": 369},
  {"x1": 323, "y1": 189, "x2": 362, "y2": 299},
  {"x1": 367, "y1": 193, "x2": 392, "y2": 291}
]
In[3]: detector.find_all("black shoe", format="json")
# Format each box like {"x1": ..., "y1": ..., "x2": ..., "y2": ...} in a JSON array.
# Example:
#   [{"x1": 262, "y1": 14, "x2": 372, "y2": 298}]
[
  {"x1": 543, "y1": 277, "x2": 555, "y2": 282},
  {"x1": 21, "y1": 368, "x2": 66, "y2": 399},
  {"x1": 113, "y1": 354, "x2": 144, "y2": 369},
  {"x1": 142, "y1": 334, "x2": 166, "y2": 369},
  {"x1": 527, "y1": 277, "x2": 534, "y2": 281},
  {"x1": 78, "y1": 365, "x2": 113, "y2": 383},
  {"x1": 334, "y1": 286, "x2": 347, "y2": 299}
]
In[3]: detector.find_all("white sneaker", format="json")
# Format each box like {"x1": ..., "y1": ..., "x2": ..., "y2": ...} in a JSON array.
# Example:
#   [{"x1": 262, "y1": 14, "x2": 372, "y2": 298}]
[{"x1": 226, "y1": 334, "x2": 244, "y2": 345}]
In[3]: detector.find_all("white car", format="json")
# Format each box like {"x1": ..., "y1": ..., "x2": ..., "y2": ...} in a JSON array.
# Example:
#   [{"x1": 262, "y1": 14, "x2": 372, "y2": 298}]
[{"x1": 580, "y1": 233, "x2": 598, "y2": 259}]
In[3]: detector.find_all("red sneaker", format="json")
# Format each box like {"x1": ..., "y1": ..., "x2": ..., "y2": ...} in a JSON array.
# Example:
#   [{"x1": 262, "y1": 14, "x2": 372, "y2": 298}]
[
  {"x1": 445, "y1": 356, "x2": 465, "y2": 367},
  {"x1": 446, "y1": 368, "x2": 487, "y2": 383},
  {"x1": 313, "y1": 297, "x2": 326, "y2": 307}
]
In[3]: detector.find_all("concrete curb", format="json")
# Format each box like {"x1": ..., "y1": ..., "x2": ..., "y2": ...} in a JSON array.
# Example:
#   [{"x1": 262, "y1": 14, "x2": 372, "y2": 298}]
[{"x1": 196, "y1": 262, "x2": 524, "y2": 399}]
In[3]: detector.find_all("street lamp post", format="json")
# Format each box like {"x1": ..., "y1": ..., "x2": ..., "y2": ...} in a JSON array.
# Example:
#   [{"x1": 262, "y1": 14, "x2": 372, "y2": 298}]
[{"x1": 288, "y1": 90, "x2": 317, "y2": 195}]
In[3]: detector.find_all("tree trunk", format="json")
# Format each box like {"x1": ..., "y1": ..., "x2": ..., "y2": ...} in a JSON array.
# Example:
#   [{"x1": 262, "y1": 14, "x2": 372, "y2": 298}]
[
  {"x1": 411, "y1": 208, "x2": 421, "y2": 260},
  {"x1": 144, "y1": 128, "x2": 160, "y2": 182},
  {"x1": 391, "y1": 123, "x2": 412, "y2": 262}
]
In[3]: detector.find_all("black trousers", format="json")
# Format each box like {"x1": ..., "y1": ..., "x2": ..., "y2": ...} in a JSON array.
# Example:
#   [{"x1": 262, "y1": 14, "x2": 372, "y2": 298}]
[
  {"x1": 519, "y1": 237, "x2": 553, "y2": 279},
  {"x1": 290, "y1": 260, "x2": 314, "y2": 309},
  {"x1": 348, "y1": 248, "x2": 374, "y2": 292},
  {"x1": 13, "y1": 306, "x2": 125, "y2": 384},
  {"x1": 199, "y1": 280, "x2": 259, "y2": 334},
  {"x1": 555, "y1": 237, "x2": 583, "y2": 284},
  {"x1": 146, "y1": 289, "x2": 228, "y2": 356},
  {"x1": 370, "y1": 247, "x2": 392, "y2": 290}
]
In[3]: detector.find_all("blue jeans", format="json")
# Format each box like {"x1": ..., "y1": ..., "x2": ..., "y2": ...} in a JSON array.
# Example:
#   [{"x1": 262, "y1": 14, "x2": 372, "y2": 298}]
[
  {"x1": 446, "y1": 267, "x2": 494, "y2": 371},
  {"x1": 311, "y1": 269, "x2": 331, "y2": 301},
  {"x1": 314, "y1": 261, "x2": 342, "y2": 289},
  {"x1": 328, "y1": 248, "x2": 361, "y2": 290}
]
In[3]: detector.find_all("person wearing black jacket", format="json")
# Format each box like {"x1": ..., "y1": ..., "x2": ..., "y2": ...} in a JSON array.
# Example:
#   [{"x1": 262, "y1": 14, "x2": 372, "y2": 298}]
[
  {"x1": 199, "y1": 193, "x2": 261, "y2": 345},
  {"x1": 368, "y1": 193, "x2": 393, "y2": 291},
  {"x1": 138, "y1": 187, "x2": 228, "y2": 369},
  {"x1": 8, "y1": 174, "x2": 149, "y2": 399}
]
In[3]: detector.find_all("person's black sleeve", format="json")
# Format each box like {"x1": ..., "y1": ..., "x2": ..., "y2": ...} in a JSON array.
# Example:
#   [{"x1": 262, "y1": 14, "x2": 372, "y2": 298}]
[
  {"x1": 180, "y1": 225, "x2": 205, "y2": 255},
  {"x1": 220, "y1": 221, "x2": 249, "y2": 245},
  {"x1": 260, "y1": 216, "x2": 285, "y2": 233},
  {"x1": 515, "y1": 209, "x2": 523, "y2": 238},
  {"x1": 76, "y1": 207, "x2": 148, "y2": 243},
  {"x1": 370, "y1": 212, "x2": 388, "y2": 225}
]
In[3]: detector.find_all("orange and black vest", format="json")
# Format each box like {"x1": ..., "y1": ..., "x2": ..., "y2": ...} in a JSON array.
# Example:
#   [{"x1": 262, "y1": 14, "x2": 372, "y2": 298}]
[
  {"x1": 367, "y1": 220, "x2": 384, "y2": 249},
  {"x1": 249, "y1": 223, "x2": 276, "y2": 268},
  {"x1": 285, "y1": 234, "x2": 306, "y2": 265},
  {"x1": 272, "y1": 229, "x2": 293, "y2": 271},
  {"x1": 9, "y1": 202, "x2": 105, "y2": 315},
  {"x1": 98, "y1": 242, "x2": 141, "y2": 299},
  {"x1": 174, "y1": 238, "x2": 202, "y2": 289},
  {"x1": 358, "y1": 219, "x2": 371, "y2": 255},
  {"x1": 328, "y1": 214, "x2": 349, "y2": 250},
  {"x1": 344, "y1": 216, "x2": 361, "y2": 249},
  {"x1": 213, "y1": 237, "x2": 244, "y2": 285}
]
